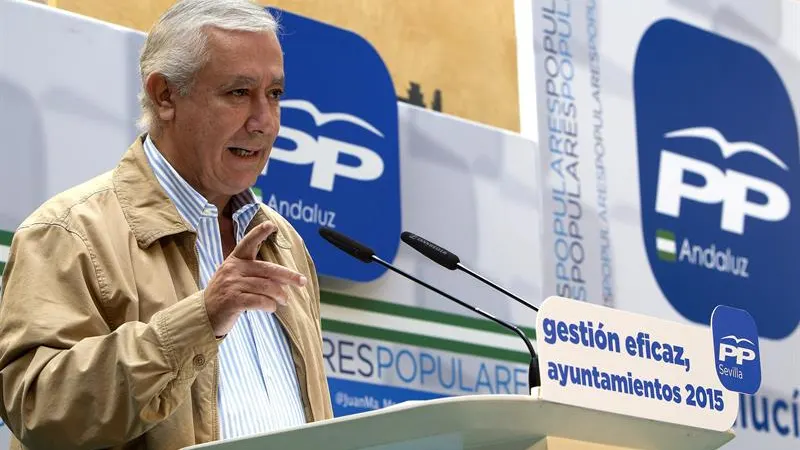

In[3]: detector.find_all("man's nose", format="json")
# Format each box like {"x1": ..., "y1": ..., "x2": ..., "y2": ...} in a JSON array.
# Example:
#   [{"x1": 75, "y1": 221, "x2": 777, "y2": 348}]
[{"x1": 245, "y1": 96, "x2": 277, "y2": 135}]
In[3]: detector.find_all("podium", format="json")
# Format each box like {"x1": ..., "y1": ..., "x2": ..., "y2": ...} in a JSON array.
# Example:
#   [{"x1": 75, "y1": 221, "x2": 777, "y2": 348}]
[
  {"x1": 184, "y1": 296, "x2": 747, "y2": 450},
  {"x1": 182, "y1": 391, "x2": 734, "y2": 450}
]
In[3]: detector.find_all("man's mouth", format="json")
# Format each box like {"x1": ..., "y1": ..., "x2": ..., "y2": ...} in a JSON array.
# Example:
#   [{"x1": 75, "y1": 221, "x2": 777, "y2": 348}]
[{"x1": 228, "y1": 147, "x2": 259, "y2": 158}]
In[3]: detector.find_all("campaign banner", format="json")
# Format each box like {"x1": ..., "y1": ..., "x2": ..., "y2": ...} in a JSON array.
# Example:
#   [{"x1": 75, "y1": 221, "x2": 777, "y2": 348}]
[
  {"x1": 536, "y1": 296, "x2": 741, "y2": 432},
  {"x1": 528, "y1": 1, "x2": 800, "y2": 448}
]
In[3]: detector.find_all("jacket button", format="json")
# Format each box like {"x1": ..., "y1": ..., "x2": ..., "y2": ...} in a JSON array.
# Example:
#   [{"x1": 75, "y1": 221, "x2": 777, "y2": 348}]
[{"x1": 193, "y1": 354, "x2": 206, "y2": 368}]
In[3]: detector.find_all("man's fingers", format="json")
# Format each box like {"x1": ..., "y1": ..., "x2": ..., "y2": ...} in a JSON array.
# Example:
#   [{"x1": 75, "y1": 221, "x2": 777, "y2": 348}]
[
  {"x1": 238, "y1": 277, "x2": 288, "y2": 305},
  {"x1": 239, "y1": 260, "x2": 307, "y2": 287},
  {"x1": 230, "y1": 222, "x2": 277, "y2": 261},
  {"x1": 237, "y1": 292, "x2": 281, "y2": 313}
]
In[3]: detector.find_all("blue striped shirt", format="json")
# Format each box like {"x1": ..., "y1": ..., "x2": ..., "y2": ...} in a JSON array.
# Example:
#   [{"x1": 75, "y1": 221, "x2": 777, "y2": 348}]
[{"x1": 143, "y1": 135, "x2": 306, "y2": 439}]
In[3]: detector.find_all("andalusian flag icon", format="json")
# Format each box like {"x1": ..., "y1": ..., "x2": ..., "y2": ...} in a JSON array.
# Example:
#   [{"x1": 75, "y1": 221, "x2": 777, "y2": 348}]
[{"x1": 656, "y1": 229, "x2": 676, "y2": 262}]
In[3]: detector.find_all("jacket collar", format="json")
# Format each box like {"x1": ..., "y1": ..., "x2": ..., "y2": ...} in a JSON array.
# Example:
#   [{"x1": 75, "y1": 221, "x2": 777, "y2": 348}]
[{"x1": 113, "y1": 136, "x2": 290, "y2": 249}]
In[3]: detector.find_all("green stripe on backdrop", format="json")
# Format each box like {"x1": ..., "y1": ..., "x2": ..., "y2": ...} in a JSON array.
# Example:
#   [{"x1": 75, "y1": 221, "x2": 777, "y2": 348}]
[
  {"x1": 322, "y1": 318, "x2": 529, "y2": 364},
  {"x1": 657, "y1": 250, "x2": 676, "y2": 262},
  {"x1": 0, "y1": 230, "x2": 12, "y2": 246},
  {"x1": 656, "y1": 229, "x2": 674, "y2": 240},
  {"x1": 321, "y1": 291, "x2": 537, "y2": 339},
  {"x1": 0, "y1": 263, "x2": 4, "y2": 274}
]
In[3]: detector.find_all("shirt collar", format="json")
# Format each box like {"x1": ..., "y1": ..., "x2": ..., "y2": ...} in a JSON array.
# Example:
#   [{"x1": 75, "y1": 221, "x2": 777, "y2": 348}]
[{"x1": 142, "y1": 134, "x2": 260, "y2": 230}]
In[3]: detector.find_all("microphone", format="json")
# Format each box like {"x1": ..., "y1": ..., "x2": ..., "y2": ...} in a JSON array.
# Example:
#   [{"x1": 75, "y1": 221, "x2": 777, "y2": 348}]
[
  {"x1": 400, "y1": 231, "x2": 539, "y2": 312},
  {"x1": 319, "y1": 227, "x2": 541, "y2": 391}
]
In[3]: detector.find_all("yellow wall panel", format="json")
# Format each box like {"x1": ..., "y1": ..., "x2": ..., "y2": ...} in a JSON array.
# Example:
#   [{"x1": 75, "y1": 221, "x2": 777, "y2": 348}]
[{"x1": 47, "y1": 0, "x2": 520, "y2": 131}]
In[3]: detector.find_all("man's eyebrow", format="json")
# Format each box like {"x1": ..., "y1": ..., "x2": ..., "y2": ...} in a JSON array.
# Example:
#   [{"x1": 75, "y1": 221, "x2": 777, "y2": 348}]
[
  {"x1": 220, "y1": 75, "x2": 258, "y2": 89},
  {"x1": 272, "y1": 75, "x2": 285, "y2": 88}
]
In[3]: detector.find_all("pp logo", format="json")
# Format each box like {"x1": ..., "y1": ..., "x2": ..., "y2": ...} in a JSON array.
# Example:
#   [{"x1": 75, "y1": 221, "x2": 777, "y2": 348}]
[
  {"x1": 269, "y1": 100, "x2": 385, "y2": 192},
  {"x1": 655, "y1": 127, "x2": 790, "y2": 235},
  {"x1": 256, "y1": 9, "x2": 401, "y2": 282},
  {"x1": 718, "y1": 338, "x2": 756, "y2": 366},
  {"x1": 634, "y1": 19, "x2": 800, "y2": 339},
  {"x1": 711, "y1": 305, "x2": 761, "y2": 394}
]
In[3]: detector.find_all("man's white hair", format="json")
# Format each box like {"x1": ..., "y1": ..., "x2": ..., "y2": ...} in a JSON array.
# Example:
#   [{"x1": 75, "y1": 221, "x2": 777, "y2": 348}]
[{"x1": 137, "y1": 0, "x2": 279, "y2": 133}]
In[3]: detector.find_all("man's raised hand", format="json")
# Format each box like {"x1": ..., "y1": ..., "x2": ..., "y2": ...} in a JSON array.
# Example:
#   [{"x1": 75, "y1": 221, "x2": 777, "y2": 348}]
[{"x1": 204, "y1": 222, "x2": 307, "y2": 337}]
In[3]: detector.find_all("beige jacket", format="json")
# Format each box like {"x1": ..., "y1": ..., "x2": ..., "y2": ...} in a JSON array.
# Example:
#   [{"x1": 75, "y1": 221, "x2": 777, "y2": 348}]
[{"x1": 0, "y1": 137, "x2": 333, "y2": 449}]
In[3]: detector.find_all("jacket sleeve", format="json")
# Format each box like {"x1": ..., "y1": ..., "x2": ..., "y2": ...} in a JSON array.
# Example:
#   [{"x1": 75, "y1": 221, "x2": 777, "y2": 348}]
[
  {"x1": 303, "y1": 245, "x2": 322, "y2": 326},
  {"x1": 301, "y1": 243, "x2": 334, "y2": 420},
  {"x1": 0, "y1": 223, "x2": 218, "y2": 449}
]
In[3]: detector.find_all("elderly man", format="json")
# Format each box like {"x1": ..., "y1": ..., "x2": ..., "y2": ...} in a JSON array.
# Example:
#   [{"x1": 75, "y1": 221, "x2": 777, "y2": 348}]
[{"x1": 0, "y1": 0, "x2": 332, "y2": 448}]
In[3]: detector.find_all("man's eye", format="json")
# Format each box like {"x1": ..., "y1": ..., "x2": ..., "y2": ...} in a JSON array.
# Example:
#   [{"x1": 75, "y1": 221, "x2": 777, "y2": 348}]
[
  {"x1": 231, "y1": 89, "x2": 249, "y2": 97},
  {"x1": 270, "y1": 89, "x2": 284, "y2": 100}
]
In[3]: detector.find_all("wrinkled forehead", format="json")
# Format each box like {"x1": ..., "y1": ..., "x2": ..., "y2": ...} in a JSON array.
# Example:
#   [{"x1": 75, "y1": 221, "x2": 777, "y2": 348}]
[{"x1": 201, "y1": 27, "x2": 284, "y2": 82}]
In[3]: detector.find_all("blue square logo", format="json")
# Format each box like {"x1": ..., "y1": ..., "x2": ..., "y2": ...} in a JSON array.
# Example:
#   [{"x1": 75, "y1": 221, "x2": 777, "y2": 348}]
[
  {"x1": 634, "y1": 19, "x2": 800, "y2": 339},
  {"x1": 711, "y1": 305, "x2": 761, "y2": 394},
  {"x1": 256, "y1": 9, "x2": 401, "y2": 282}
]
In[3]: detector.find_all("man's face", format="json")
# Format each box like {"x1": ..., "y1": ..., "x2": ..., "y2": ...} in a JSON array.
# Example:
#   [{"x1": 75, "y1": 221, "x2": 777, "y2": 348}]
[{"x1": 167, "y1": 28, "x2": 284, "y2": 200}]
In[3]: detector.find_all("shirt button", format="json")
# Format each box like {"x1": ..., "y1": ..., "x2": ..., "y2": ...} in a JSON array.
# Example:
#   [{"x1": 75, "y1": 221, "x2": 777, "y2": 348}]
[{"x1": 193, "y1": 354, "x2": 206, "y2": 368}]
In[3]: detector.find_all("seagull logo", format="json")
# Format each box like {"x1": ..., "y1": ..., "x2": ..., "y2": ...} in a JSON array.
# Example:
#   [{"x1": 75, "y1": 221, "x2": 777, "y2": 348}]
[
  {"x1": 664, "y1": 127, "x2": 788, "y2": 170},
  {"x1": 721, "y1": 335, "x2": 755, "y2": 346},
  {"x1": 281, "y1": 99, "x2": 384, "y2": 138}
]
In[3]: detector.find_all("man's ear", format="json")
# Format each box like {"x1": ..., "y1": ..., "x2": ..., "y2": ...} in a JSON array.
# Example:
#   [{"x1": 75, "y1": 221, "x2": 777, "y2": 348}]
[{"x1": 145, "y1": 73, "x2": 176, "y2": 122}]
